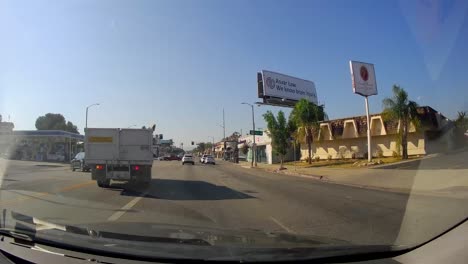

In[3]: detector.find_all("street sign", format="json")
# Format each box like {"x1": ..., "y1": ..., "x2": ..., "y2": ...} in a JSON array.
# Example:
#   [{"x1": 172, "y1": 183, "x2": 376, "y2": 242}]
[
  {"x1": 249, "y1": 130, "x2": 263, "y2": 136},
  {"x1": 349, "y1": 61, "x2": 377, "y2": 96}
]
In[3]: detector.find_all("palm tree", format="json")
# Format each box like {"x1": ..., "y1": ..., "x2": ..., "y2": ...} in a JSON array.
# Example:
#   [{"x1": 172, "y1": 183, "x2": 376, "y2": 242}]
[
  {"x1": 455, "y1": 111, "x2": 467, "y2": 129},
  {"x1": 289, "y1": 98, "x2": 326, "y2": 164},
  {"x1": 382, "y1": 85, "x2": 419, "y2": 160},
  {"x1": 263, "y1": 110, "x2": 291, "y2": 168}
]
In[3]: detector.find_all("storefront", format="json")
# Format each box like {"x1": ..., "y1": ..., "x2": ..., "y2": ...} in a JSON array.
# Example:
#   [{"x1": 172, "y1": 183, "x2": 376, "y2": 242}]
[{"x1": 238, "y1": 131, "x2": 295, "y2": 164}]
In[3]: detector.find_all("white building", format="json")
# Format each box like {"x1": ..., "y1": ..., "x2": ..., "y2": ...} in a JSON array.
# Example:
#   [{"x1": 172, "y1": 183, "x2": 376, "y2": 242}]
[{"x1": 238, "y1": 131, "x2": 296, "y2": 164}]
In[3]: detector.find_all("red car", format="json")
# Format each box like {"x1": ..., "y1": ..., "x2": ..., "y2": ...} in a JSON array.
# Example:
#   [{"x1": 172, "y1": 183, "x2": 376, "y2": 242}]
[{"x1": 163, "y1": 155, "x2": 181, "y2": 161}]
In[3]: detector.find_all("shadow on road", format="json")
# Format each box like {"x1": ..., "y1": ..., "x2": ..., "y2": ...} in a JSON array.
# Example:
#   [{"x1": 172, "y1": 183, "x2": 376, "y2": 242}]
[{"x1": 119, "y1": 179, "x2": 255, "y2": 201}]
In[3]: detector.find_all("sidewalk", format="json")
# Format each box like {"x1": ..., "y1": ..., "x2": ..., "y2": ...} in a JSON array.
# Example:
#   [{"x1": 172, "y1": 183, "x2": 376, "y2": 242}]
[{"x1": 236, "y1": 152, "x2": 468, "y2": 198}]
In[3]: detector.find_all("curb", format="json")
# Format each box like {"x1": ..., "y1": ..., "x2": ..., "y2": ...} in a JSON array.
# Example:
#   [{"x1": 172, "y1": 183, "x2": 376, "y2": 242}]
[{"x1": 368, "y1": 154, "x2": 438, "y2": 169}]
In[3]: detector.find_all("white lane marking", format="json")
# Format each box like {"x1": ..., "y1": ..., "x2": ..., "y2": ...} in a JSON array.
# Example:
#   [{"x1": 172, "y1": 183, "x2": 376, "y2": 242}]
[
  {"x1": 107, "y1": 193, "x2": 147, "y2": 222},
  {"x1": 270, "y1": 217, "x2": 295, "y2": 234}
]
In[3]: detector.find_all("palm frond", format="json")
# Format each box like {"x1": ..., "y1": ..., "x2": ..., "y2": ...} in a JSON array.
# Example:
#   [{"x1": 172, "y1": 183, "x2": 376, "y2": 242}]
[{"x1": 382, "y1": 98, "x2": 396, "y2": 110}]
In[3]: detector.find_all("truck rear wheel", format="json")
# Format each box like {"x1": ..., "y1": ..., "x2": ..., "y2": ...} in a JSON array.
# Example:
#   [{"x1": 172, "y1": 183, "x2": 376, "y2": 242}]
[
  {"x1": 138, "y1": 166, "x2": 152, "y2": 187},
  {"x1": 97, "y1": 179, "x2": 110, "y2": 188}
]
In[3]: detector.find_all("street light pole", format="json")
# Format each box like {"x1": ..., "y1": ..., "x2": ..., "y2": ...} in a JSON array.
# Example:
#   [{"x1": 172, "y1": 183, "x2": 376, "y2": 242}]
[
  {"x1": 223, "y1": 108, "x2": 226, "y2": 140},
  {"x1": 85, "y1": 103, "x2": 100, "y2": 130},
  {"x1": 242, "y1": 102, "x2": 257, "y2": 167}
]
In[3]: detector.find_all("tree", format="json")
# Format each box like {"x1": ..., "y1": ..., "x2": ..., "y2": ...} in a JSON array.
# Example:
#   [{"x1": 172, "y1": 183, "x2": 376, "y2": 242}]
[
  {"x1": 35, "y1": 113, "x2": 79, "y2": 133},
  {"x1": 194, "y1": 142, "x2": 206, "y2": 153},
  {"x1": 289, "y1": 98, "x2": 326, "y2": 164},
  {"x1": 454, "y1": 111, "x2": 468, "y2": 147},
  {"x1": 263, "y1": 110, "x2": 291, "y2": 168},
  {"x1": 205, "y1": 142, "x2": 213, "y2": 154},
  {"x1": 223, "y1": 132, "x2": 240, "y2": 142},
  {"x1": 382, "y1": 85, "x2": 419, "y2": 160},
  {"x1": 241, "y1": 144, "x2": 249, "y2": 155},
  {"x1": 455, "y1": 111, "x2": 467, "y2": 130}
]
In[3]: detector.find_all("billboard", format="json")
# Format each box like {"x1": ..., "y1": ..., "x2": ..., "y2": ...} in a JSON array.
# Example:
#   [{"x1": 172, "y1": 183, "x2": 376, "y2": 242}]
[
  {"x1": 260, "y1": 70, "x2": 318, "y2": 104},
  {"x1": 349, "y1": 61, "x2": 377, "y2": 96}
]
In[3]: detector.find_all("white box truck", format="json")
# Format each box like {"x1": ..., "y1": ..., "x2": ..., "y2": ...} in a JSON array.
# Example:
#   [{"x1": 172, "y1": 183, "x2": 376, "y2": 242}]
[{"x1": 85, "y1": 128, "x2": 153, "y2": 188}]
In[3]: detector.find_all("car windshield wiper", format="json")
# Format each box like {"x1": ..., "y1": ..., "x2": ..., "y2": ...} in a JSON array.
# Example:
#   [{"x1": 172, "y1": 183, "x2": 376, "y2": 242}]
[{"x1": 0, "y1": 227, "x2": 35, "y2": 242}]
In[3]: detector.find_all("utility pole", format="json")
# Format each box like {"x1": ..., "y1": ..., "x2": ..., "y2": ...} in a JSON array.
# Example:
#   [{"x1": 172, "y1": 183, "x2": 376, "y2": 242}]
[{"x1": 241, "y1": 102, "x2": 256, "y2": 167}]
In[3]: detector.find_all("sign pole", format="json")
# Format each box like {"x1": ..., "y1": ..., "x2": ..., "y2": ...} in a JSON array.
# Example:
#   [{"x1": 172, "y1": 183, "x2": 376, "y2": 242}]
[
  {"x1": 349, "y1": 61, "x2": 377, "y2": 163},
  {"x1": 365, "y1": 96, "x2": 371, "y2": 162}
]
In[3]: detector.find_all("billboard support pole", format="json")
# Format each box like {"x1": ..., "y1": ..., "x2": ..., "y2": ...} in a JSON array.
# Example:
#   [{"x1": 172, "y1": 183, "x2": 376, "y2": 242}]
[{"x1": 365, "y1": 96, "x2": 371, "y2": 162}]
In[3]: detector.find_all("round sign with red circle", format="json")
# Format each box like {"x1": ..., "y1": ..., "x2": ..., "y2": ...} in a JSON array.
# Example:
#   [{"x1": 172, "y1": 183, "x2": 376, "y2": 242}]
[{"x1": 360, "y1": 66, "x2": 369, "y2": 81}]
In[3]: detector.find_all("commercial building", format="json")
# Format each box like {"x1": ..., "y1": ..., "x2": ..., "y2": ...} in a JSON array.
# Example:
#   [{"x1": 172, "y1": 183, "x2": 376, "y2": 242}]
[
  {"x1": 0, "y1": 128, "x2": 84, "y2": 162},
  {"x1": 234, "y1": 106, "x2": 453, "y2": 165},
  {"x1": 300, "y1": 106, "x2": 453, "y2": 160}
]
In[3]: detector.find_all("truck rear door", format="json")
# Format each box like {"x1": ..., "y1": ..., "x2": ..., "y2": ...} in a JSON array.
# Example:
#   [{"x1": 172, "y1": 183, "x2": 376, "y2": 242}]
[
  {"x1": 119, "y1": 129, "x2": 153, "y2": 161},
  {"x1": 85, "y1": 128, "x2": 119, "y2": 162}
]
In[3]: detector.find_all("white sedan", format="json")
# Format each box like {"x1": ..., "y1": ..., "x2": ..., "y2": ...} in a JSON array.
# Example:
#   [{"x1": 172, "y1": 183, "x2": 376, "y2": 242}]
[
  {"x1": 204, "y1": 155, "x2": 215, "y2": 165},
  {"x1": 200, "y1": 154, "x2": 207, "y2": 163},
  {"x1": 182, "y1": 154, "x2": 195, "y2": 165}
]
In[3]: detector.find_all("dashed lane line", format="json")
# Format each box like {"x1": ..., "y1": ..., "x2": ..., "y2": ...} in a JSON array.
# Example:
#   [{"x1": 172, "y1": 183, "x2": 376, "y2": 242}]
[
  {"x1": 270, "y1": 217, "x2": 295, "y2": 234},
  {"x1": 107, "y1": 192, "x2": 147, "y2": 222}
]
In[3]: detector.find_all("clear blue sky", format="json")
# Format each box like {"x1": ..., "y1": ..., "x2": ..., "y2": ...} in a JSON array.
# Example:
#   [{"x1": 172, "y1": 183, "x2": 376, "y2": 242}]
[{"x1": 1, "y1": 0, "x2": 467, "y2": 148}]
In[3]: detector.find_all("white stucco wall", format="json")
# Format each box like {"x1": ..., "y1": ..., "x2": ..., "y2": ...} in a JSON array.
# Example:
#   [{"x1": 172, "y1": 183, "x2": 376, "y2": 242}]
[{"x1": 300, "y1": 132, "x2": 426, "y2": 160}]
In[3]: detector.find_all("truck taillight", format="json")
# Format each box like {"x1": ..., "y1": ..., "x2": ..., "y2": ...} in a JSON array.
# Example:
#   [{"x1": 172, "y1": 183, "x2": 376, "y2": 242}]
[
  {"x1": 96, "y1": 165, "x2": 104, "y2": 170},
  {"x1": 132, "y1": 165, "x2": 140, "y2": 171}
]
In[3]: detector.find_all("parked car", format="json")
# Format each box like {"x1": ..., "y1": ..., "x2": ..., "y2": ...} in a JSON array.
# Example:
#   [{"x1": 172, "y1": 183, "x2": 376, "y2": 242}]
[
  {"x1": 200, "y1": 154, "x2": 207, "y2": 163},
  {"x1": 204, "y1": 155, "x2": 216, "y2": 165},
  {"x1": 182, "y1": 154, "x2": 195, "y2": 165},
  {"x1": 70, "y1": 152, "x2": 90, "y2": 172}
]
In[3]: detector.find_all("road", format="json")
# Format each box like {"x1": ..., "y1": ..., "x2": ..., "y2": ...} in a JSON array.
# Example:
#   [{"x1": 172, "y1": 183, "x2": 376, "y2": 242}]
[{"x1": 1, "y1": 158, "x2": 467, "y2": 247}]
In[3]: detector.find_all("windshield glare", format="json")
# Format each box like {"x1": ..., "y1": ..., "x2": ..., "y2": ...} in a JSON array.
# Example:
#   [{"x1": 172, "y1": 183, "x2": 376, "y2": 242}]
[{"x1": 1, "y1": 0, "x2": 467, "y2": 261}]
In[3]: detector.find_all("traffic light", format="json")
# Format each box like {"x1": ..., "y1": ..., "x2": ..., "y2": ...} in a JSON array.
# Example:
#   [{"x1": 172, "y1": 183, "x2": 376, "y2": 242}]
[{"x1": 191, "y1": 141, "x2": 194, "y2": 145}]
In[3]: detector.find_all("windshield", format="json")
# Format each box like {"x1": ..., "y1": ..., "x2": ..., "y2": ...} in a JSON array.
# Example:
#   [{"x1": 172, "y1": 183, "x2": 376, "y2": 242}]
[{"x1": 1, "y1": 0, "x2": 467, "y2": 262}]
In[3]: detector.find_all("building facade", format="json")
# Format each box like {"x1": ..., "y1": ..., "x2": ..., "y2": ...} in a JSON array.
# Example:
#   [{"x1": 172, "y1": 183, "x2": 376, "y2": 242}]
[
  {"x1": 0, "y1": 130, "x2": 84, "y2": 162},
  {"x1": 238, "y1": 131, "x2": 296, "y2": 165},
  {"x1": 300, "y1": 106, "x2": 453, "y2": 160}
]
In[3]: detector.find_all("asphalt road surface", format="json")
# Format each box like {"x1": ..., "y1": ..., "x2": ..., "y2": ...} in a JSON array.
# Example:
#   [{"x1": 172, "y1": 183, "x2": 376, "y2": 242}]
[{"x1": 1, "y1": 158, "x2": 467, "y2": 247}]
